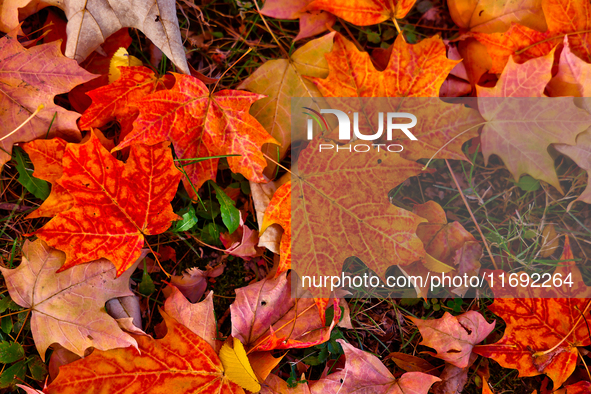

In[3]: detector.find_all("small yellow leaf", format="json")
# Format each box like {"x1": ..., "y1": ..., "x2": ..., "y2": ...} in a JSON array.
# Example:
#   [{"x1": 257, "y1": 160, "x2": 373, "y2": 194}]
[
  {"x1": 109, "y1": 47, "x2": 143, "y2": 83},
  {"x1": 220, "y1": 337, "x2": 261, "y2": 393},
  {"x1": 540, "y1": 224, "x2": 559, "y2": 258},
  {"x1": 423, "y1": 253, "x2": 455, "y2": 273}
]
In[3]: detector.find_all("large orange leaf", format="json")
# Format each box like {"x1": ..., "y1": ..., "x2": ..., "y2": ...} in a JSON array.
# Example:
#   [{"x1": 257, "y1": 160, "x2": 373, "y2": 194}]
[
  {"x1": 306, "y1": 0, "x2": 416, "y2": 25},
  {"x1": 474, "y1": 238, "x2": 591, "y2": 388},
  {"x1": 115, "y1": 73, "x2": 278, "y2": 198},
  {"x1": 33, "y1": 131, "x2": 181, "y2": 276},
  {"x1": 0, "y1": 239, "x2": 139, "y2": 360},
  {"x1": 0, "y1": 34, "x2": 97, "y2": 168},
  {"x1": 308, "y1": 35, "x2": 484, "y2": 162},
  {"x1": 472, "y1": 0, "x2": 591, "y2": 74},
  {"x1": 476, "y1": 53, "x2": 591, "y2": 191},
  {"x1": 230, "y1": 272, "x2": 341, "y2": 351},
  {"x1": 261, "y1": 181, "x2": 291, "y2": 276},
  {"x1": 79, "y1": 66, "x2": 171, "y2": 139},
  {"x1": 44, "y1": 310, "x2": 244, "y2": 394}
]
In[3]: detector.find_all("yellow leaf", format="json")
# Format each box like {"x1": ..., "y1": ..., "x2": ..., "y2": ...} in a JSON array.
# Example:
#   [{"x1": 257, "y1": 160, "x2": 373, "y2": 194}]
[
  {"x1": 423, "y1": 253, "x2": 455, "y2": 273},
  {"x1": 109, "y1": 47, "x2": 143, "y2": 83},
  {"x1": 220, "y1": 337, "x2": 261, "y2": 393}
]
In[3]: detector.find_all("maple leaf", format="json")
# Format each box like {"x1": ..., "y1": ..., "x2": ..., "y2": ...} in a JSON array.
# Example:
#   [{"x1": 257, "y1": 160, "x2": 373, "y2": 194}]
[
  {"x1": 44, "y1": 310, "x2": 245, "y2": 394},
  {"x1": 310, "y1": 33, "x2": 457, "y2": 98},
  {"x1": 33, "y1": 131, "x2": 181, "y2": 276},
  {"x1": 260, "y1": 0, "x2": 336, "y2": 40},
  {"x1": 230, "y1": 272, "x2": 341, "y2": 351},
  {"x1": 0, "y1": 34, "x2": 97, "y2": 168},
  {"x1": 555, "y1": 131, "x2": 591, "y2": 206},
  {"x1": 306, "y1": 0, "x2": 417, "y2": 25},
  {"x1": 261, "y1": 181, "x2": 291, "y2": 275},
  {"x1": 410, "y1": 311, "x2": 495, "y2": 368},
  {"x1": 0, "y1": 0, "x2": 190, "y2": 74},
  {"x1": 164, "y1": 286, "x2": 218, "y2": 351},
  {"x1": 0, "y1": 239, "x2": 139, "y2": 360},
  {"x1": 448, "y1": 0, "x2": 547, "y2": 33},
  {"x1": 238, "y1": 32, "x2": 334, "y2": 176},
  {"x1": 548, "y1": 36, "x2": 591, "y2": 98},
  {"x1": 115, "y1": 73, "x2": 278, "y2": 198},
  {"x1": 79, "y1": 66, "x2": 171, "y2": 138},
  {"x1": 477, "y1": 53, "x2": 591, "y2": 192},
  {"x1": 309, "y1": 340, "x2": 440, "y2": 393},
  {"x1": 289, "y1": 138, "x2": 427, "y2": 296},
  {"x1": 474, "y1": 237, "x2": 591, "y2": 388}
]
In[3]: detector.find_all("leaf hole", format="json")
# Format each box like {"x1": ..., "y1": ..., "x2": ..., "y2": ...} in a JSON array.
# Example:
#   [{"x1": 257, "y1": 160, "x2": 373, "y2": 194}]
[{"x1": 261, "y1": 301, "x2": 267, "y2": 306}]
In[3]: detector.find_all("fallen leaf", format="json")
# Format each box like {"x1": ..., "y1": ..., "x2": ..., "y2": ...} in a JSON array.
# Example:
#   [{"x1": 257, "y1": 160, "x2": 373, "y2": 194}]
[
  {"x1": 261, "y1": 181, "x2": 292, "y2": 275},
  {"x1": 261, "y1": 0, "x2": 336, "y2": 40},
  {"x1": 248, "y1": 352, "x2": 284, "y2": 382},
  {"x1": 238, "y1": 32, "x2": 334, "y2": 176},
  {"x1": 262, "y1": 373, "x2": 312, "y2": 393},
  {"x1": 230, "y1": 272, "x2": 341, "y2": 351},
  {"x1": 555, "y1": 382, "x2": 591, "y2": 394},
  {"x1": 477, "y1": 53, "x2": 591, "y2": 192},
  {"x1": 0, "y1": 239, "x2": 139, "y2": 360},
  {"x1": 387, "y1": 352, "x2": 438, "y2": 373},
  {"x1": 44, "y1": 310, "x2": 245, "y2": 393},
  {"x1": 48, "y1": 345, "x2": 80, "y2": 381},
  {"x1": 410, "y1": 311, "x2": 495, "y2": 368},
  {"x1": 309, "y1": 340, "x2": 440, "y2": 393},
  {"x1": 555, "y1": 130, "x2": 591, "y2": 206},
  {"x1": 33, "y1": 131, "x2": 181, "y2": 276},
  {"x1": 168, "y1": 265, "x2": 225, "y2": 303},
  {"x1": 115, "y1": 73, "x2": 278, "y2": 198},
  {"x1": 219, "y1": 337, "x2": 261, "y2": 392},
  {"x1": 0, "y1": 34, "x2": 97, "y2": 168},
  {"x1": 0, "y1": 0, "x2": 190, "y2": 74},
  {"x1": 448, "y1": 0, "x2": 547, "y2": 33},
  {"x1": 79, "y1": 66, "x2": 171, "y2": 139},
  {"x1": 540, "y1": 224, "x2": 559, "y2": 257},
  {"x1": 106, "y1": 295, "x2": 143, "y2": 330},
  {"x1": 474, "y1": 237, "x2": 591, "y2": 388},
  {"x1": 433, "y1": 354, "x2": 477, "y2": 394},
  {"x1": 547, "y1": 36, "x2": 591, "y2": 99},
  {"x1": 220, "y1": 217, "x2": 262, "y2": 259},
  {"x1": 164, "y1": 287, "x2": 218, "y2": 351},
  {"x1": 306, "y1": 0, "x2": 417, "y2": 25}
]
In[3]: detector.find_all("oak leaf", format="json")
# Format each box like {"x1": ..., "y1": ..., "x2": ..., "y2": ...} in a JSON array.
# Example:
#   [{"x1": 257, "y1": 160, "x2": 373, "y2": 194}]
[
  {"x1": 309, "y1": 340, "x2": 440, "y2": 393},
  {"x1": 230, "y1": 272, "x2": 341, "y2": 351},
  {"x1": 0, "y1": 0, "x2": 190, "y2": 74},
  {"x1": 238, "y1": 32, "x2": 334, "y2": 176},
  {"x1": 33, "y1": 131, "x2": 181, "y2": 276},
  {"x1": 410, "y1": 311, "x2": 495, "y2": 368},
  {"x1": 115, "y1": 73, "x2": 278, "y2": 198},
  {"x1": 448, "y1": 0, "x2": 547, "y2": 33},
  {"x1": 0, "y1": 34, "x2": 97, "y2": 168},
  {"x1": 477, "y1": 53, "x2": 591, "y2": 191},
  {"x1": 0, "y1": 239, "x2": 139, "y2": 360},
  {"x1": 474, "y1": 237, "x2": 591, "y2": 388},
  {"x1": 260, "y1": 0, "x2": 336, "y2": 40},
  {"x1": 306, "y1": 0, "x2": 417, "y2": 25},
  {"x1": 44, "y1": 310, "x2": 245, "y2": 394}
]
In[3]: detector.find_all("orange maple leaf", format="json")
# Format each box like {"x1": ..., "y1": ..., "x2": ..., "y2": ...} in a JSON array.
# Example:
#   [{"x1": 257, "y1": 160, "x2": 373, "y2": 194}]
[
  {"x1": 0, "y1": 34, "x2": 97, "y2": 168},
  {"x1": 33, "y1": 132, "x2": 181, "y2": 276},
  {"x1": 79, "y1": 66, "x2": 171, "y2": 140},
  {"x1": 474, "y1": 237, "x2": 591, "y2": 388},
  {"x1": 261, "y1": 181, "x2": 291, "y2": 276},
  {"x1": 114, "y1": 73, "x2": 278, "y2": 199},
  {"x1": 306, "y1": 0, "x2": 417, "y2": 25},
  {"x1": 44, "y1": 310, "x2": 245, "y2": 394}
]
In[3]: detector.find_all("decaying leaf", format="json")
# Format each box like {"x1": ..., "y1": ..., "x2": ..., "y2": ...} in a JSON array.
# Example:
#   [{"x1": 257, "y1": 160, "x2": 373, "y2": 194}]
[
  {"x1": 410, "y1": 311, "x2": 495, "y2": 368},
  {"x1": 0, "y1": 34, "x2": 97, "y2": 168},
  {"x1": 306, "y1": 0, "x2": 417, "y2": 25},
  {"x1": 43, "y1": 311, "x2": 245, "y2": 393},
  {"x1": 0, "y1": 239, "x2": 139, "y2": 360},
  {"x1": 168, "y1": 265, "x2": 225, "y2": 303},
  {"x1": 0, "y1": 0, "x2": 190, "y2": 74},
  {"x1": 261, "y1": 0, "x2": 336, "y2": 40},
  {"x1": 33, "y1": 132, "x2": 181, "y2": 275}
]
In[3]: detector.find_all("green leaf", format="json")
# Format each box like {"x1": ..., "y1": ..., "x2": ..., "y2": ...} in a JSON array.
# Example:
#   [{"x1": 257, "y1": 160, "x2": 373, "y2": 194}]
[
  {"x1": 13, "y1": 148, "x2": 50, "y2": 200},
  {"x1": 195, "y1": 200, "x2": 220, "y2": 220},
  {"x1": 1, "y1": 316, "x2": 12, "y2": 334},
  {"x1": 138, "y1": 260, "x2": 155, "y2": 296},
  {"x1": 172, "y1": 206, "x2": 198, "y2": 232},
  {"x1": 0, "y1": 341, "x2": 24, "y2": 364},
  {"x1": 209, "y1": 181, "x2": 240, "y2": 234},
  {"x1": 27, "y1": 355, "x2": 48, "y2": 381},
  {"x1": 0, "y1": 359, "x2": 27, "y2": 388},
  {"x1": 200, "y1": 223, "x2": 224, "y2": 246},
  {"x1": 517, "y1": 175, "x2": 540, "y2": 192}
]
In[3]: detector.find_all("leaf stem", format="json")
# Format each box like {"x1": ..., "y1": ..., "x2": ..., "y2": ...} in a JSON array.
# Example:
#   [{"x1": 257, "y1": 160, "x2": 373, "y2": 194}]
[{"x1": 0, "y1": 105, "x2": 44, "y2": 143}]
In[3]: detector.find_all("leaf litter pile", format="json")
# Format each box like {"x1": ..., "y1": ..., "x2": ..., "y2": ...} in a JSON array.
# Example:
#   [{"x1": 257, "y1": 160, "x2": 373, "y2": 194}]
[{"x1": 1, "y1": 0, "x2": 591, "y2": 393}]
